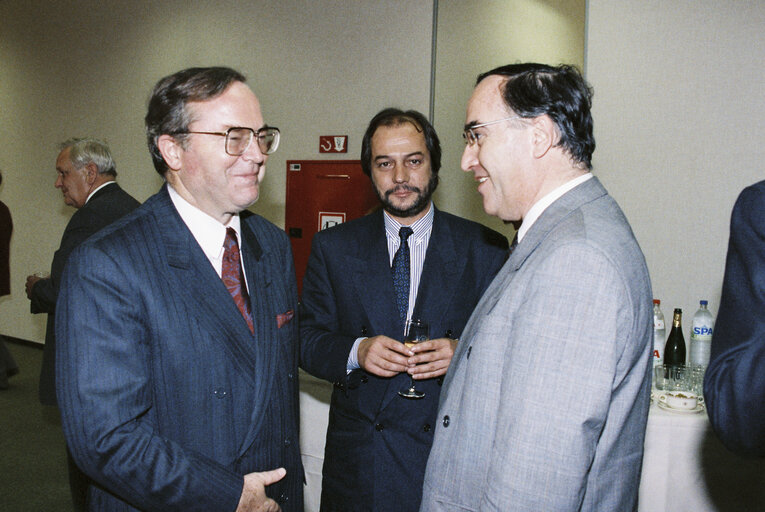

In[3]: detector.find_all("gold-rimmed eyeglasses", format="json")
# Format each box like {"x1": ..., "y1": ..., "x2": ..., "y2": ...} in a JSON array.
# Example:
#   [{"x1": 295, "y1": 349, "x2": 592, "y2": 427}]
[
  {"x1": 175, "y1": 126, "x2": 281, "y2": 156},
  {"x1": 462, "y1": 116, "x2": 522, "y2": 146}
]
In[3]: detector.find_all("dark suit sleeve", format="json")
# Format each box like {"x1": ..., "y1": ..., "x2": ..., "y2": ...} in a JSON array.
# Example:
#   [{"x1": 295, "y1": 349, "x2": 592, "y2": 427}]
[
  {"x1": 56, "y1": 243, "x2": 243, "y2": 512},
  {"x1": 30, "y1": 211, "x2": 98, "y2": 313},
  {"x1": 299, "y1": 232, "x2": 359, "y2": 383},
  {"x1": 705, "y1": 184, "x2": 765, "y2": 456}
]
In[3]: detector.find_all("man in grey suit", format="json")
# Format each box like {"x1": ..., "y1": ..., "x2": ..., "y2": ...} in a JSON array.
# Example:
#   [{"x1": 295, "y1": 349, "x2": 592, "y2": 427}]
[{"x1": 420, "y1": 63, "x2": 653, "y2": 511}]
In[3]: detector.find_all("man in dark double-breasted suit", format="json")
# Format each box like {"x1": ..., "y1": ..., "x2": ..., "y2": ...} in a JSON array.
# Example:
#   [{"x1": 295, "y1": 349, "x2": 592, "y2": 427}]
[
  {"x1": 25, "y1": 138, "x2": 139, "y2": 511},
  {"x1": 26, "y1": 138, "x2": 140, "y2": 407},
  {"x1": 300, "y1": 108, "x2": 508, "y2": 512},
  {"x1": 56, "y1": 67, "x2": 303, "y2": 511}
]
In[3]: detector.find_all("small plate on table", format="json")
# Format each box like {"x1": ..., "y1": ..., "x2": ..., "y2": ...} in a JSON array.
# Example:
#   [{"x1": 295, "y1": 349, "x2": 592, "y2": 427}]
[{"x1": 657, "y1": 400, "x2": 705, "y2": 414}]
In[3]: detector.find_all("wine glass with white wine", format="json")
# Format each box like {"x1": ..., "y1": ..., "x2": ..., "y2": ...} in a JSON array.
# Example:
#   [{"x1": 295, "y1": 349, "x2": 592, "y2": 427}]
[{"x1": 398, "y1": 319, "x2": 429, "y2": 399}]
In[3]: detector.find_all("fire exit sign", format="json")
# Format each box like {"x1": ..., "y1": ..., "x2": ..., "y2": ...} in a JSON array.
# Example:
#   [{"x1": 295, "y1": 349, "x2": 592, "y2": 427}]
[{"x1": 319, "y1": 135, "x2": 348, "y2": 153}]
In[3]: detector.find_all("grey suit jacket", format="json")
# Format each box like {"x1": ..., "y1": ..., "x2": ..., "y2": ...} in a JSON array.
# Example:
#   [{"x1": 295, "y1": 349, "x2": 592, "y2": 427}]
[{"x1": 420, "y1": 177, "x2": 653, "y2": 512}]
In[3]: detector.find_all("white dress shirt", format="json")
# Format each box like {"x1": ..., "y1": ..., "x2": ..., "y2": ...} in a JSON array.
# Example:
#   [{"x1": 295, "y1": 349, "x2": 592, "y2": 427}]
[
  {"x1": 517, "y1": 172, "x2": 593, "y2": 243},
  {"x1": 347, "y1": 202, "x2": 435, "y2": 371},
  {"x1": 167, "y1": 184, "x2": 247, "y2": 287},
  {"x1": 85, "y1": 180, "x2": 116, "y2": 204}
]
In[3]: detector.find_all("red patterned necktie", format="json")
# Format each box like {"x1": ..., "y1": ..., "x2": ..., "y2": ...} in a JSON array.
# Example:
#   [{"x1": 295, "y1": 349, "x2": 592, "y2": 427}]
[{"x1": 222, "y1": 227, "x2": 254, "y2": 334}]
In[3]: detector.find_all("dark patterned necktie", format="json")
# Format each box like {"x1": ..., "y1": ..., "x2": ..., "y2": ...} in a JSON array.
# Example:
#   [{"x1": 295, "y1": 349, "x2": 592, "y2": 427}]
[
  {"x1": 391, "y1": 226, "x2": 413, "y2": 325},
  {"x1": 222, "y1": 227, "x2": 254, "y2": 334}
]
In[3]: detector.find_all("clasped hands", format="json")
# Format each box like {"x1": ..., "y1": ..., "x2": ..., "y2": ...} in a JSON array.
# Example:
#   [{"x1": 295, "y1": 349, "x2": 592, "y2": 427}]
[
  {"x1": 357, "y1": 335, "x2": 457, "y2": 380},
  {"x1": 24, "y1": 274, "x2": 43, "y2": 299}
]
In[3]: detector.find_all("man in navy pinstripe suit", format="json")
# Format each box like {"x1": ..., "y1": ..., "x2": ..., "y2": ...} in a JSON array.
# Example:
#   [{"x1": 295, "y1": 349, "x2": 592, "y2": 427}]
[
  {"x1": 56, "y1": 67, "x2": 302, "y2": 512},
  {"x1": 300, "y1": 108, "x2": 508, "y2": 511}
]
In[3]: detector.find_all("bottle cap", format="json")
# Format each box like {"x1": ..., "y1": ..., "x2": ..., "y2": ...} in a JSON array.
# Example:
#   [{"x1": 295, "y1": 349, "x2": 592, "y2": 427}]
[
  {"x1": 700, "y1": 300, "x2": 708, "y2": 306},
  {"x1": 653, "y1": 299, "x2": 660, "y2": 304}
]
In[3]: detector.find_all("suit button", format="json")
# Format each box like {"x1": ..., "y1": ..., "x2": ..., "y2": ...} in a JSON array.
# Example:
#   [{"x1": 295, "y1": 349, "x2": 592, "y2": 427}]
[
  {"x1": 375, "y1": 423, "x2": 384, "y2": 431},
  {"x1": 361, "y1": 375, "x2": 368, "y2": 383},
  {"x1": 467, "y1": 346, "x2": 472, "y2": 358},
  {"x1": 287, "y1": 372, "x2": 294, "y2": 380},
  {"x1": 284, "y1": 438, "x2": 291, "y2": 447},
  {"x1": 278, "y1": 493, "x2": 287, "y2": 503},
  {"x1": 361, "y1": 326, "x2": 368, "y2": 336},
  {"x1": 423, "y1": 424, "x2": 431, "y2": 432},
  {"x1": 442, "y1": 415, "x2": 450, "y2": 427}
]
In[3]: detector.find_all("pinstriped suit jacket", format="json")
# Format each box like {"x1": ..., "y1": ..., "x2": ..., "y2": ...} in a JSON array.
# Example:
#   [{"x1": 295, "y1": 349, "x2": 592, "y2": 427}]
[
  {"x1": 56, "y1": 185, "x2": 303, "y2": 512},
  {"x1": 421, "y1": 177, "x2": 653, "y2": 512}
]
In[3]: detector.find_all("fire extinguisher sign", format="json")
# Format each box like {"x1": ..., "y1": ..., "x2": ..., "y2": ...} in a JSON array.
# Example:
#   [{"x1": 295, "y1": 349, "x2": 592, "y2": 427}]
[{"x1": 318, "y1": 212, "x2": 346, "y2": 231}]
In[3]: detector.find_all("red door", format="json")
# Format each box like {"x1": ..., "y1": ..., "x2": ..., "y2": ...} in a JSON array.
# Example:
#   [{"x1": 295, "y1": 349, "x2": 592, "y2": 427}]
[{"x1": 285, "y1": 160, "x2": 380, "y2": 295}]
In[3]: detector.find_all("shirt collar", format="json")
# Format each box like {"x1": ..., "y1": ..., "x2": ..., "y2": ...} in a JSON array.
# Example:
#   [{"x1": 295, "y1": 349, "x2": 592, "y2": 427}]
[
  {"x1": 85, "y1": 180, "x2": 116, "y2": 204},
  {"x1": 167, "y1": 184, "x2": 242, "y2": 260},
  {"x1": 517, "y1": 173, "x2": 593, "y2": 242},
  {"x1": 383, "y1": 201, "x2": 434, "y2": 243}
]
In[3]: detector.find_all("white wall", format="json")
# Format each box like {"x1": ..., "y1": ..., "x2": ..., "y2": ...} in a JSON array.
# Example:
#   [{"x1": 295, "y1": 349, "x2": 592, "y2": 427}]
[
  {"x1": 433, "y1": 0, "x2": 586, "y2": 232},
  {"x1": 586, "y1": 1, "x2": 765, "y2": 323},
  {"x1": 0, "y1": 0, "x2": 586, "y2": 343},
  {"x1": 0, "y1": 0, "x2": 434, "y2": 341}
]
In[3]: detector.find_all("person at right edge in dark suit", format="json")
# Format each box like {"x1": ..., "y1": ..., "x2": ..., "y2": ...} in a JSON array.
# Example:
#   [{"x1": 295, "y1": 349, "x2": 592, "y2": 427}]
[
  {"x1": 24, "y1": 138, "x2": 140, "y2": 511},
  {"x1": 705, "y1": 180, "x2": 765, "y2": 456},
  {"x1": 300, "y1": 108, "x2": 509, "y2": 512}
]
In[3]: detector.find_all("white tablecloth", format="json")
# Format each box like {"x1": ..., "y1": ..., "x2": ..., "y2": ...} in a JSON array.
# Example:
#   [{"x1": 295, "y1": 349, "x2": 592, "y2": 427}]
[
  {"x1": 299, "y1": 371, "x2": 333, "y2": 512},
  {"x1": 298, "y1": 372, "x2": 765, "y2": 512},
  {"x1": 638, "y1": 399, "x2": 765, "y2": 511}
]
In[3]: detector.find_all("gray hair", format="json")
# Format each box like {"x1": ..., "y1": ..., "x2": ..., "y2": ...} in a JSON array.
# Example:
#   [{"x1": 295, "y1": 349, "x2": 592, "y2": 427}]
[{"x1": 58, "y1": 138, "x2": 117, "y2": 177}]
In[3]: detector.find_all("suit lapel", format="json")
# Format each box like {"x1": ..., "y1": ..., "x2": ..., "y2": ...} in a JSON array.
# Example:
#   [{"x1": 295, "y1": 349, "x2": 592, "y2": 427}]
[
  {"x1": 378, "y1": 209, "x2": 462, "y2": 412},
  {"x1": 237, "y1": 217, "x2": 282, "y2": 454},
  {"x1": 350, "y1": 212, "x2": 402, "y2": 340},
  {"x1": 508, "y1": 176, "x2": 607, "y2": 271},
  {"x1": 445, "y1": 177, "x2": 609, "y2": 395},
  {"x1": 412, "y1": 209, "x2": 462, "y2": 326},
  {"x1": 153, "y1": 186, "x2": 260, "y2": 384}
]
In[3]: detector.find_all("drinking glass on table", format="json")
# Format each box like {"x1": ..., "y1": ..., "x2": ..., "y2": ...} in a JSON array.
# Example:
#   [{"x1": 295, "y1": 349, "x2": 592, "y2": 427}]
[{"x1": 398, "y1": 319, "x2": 429, "y2": 399}]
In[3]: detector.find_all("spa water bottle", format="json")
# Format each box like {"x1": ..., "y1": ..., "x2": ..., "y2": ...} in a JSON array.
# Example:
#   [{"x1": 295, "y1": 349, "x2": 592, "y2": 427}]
[
  {"x1": 652, "y1": 299, "x2": 665, "y2": 367},
  {"x1": 689, "y1": 300, "x2": 714, "y2": 369},
  {"x1": 664, "y1": 308, "x2": 686, "y2": 368}
]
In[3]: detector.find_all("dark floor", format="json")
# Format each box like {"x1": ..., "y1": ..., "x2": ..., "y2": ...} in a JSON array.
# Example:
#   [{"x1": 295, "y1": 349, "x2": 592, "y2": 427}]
[{"x1": 0, "y1": 340, "x2": 73, "y2": 511}]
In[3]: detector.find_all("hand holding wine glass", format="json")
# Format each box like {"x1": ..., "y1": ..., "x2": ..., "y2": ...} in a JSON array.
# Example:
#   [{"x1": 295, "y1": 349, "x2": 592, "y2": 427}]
[
  {"x1": 399, "y1": 319, "x2": 429, "y2": 399},
  {"x1": 407, "y1": 335, "x2": 459, "y2": 380}
]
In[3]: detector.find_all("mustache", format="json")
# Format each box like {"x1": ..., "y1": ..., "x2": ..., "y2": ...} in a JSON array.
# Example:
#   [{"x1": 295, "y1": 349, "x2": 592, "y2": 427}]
[{"x1": 384, "y1": 185, "x2": 421, "y2": 199}]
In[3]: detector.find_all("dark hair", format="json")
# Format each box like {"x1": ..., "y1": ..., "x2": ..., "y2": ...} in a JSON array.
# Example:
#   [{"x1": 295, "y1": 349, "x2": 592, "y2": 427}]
[
  {"x1": 360, "y1": 108, "x2": 441, "y2": 177},
  {"x1": 145, "y1": 67, "x2": 246, "y2": 176},
  {"x1": 477, "y1": 63, "x2": 595, "y2": 169}
]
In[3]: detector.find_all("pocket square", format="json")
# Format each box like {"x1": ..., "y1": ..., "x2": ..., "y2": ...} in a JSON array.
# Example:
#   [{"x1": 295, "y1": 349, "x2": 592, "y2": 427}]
[{"x1": 276, "y1": 309, "x2": 294, "y2": 329}]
